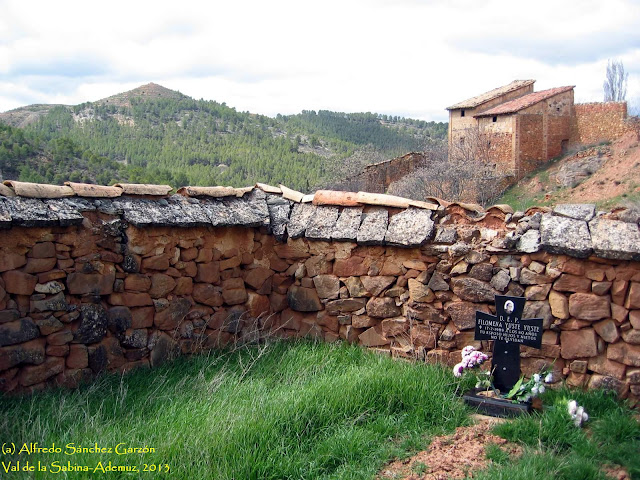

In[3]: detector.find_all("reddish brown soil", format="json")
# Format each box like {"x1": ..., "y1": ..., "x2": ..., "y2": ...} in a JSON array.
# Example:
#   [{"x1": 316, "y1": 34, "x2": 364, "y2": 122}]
[
  {"x1": 518, "y1": 131, "x2": 640, "y2": 208},
  {"x1": 377, "y1": 415, "x2": 520, "y2": 480},
  {"x1": 377, "y1": 414, "x2": 631, "y2": 480}
]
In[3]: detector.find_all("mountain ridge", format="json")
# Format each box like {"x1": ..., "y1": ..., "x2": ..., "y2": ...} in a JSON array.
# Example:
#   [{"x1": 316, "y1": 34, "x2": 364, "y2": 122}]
[{"x1": 0, "y1": 83, "x2": 447, "y2": 191}]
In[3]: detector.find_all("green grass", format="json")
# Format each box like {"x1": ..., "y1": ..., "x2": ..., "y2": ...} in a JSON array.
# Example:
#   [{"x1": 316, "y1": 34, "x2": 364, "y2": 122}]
[
  {"x1": 3, "y1": 341, "x2": 639, "y2": 480},
  {"x1": 473, "y1": 388, "x2": 640, "y2": 480},
  {"x1": 0, "y1": 340, "x2": 468, "y2": 480}
]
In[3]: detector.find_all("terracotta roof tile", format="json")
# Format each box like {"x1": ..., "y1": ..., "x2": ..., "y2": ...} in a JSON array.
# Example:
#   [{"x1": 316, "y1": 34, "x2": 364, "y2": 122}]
[
  {"x1": 475, "y1": 86, "x2": 574, "y2": 117},
  {"x1": 446, "y1": 80, "x2": 535, "y2": 110}
]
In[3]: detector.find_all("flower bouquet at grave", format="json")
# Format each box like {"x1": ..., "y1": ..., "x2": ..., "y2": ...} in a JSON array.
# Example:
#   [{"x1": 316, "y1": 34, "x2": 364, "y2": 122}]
[
  {"x1": 453, "y1": 346, "x2": 495, "y2": 395},
  {"x1": 504, "y1": 370, "x2": 554, "y2": 407}
]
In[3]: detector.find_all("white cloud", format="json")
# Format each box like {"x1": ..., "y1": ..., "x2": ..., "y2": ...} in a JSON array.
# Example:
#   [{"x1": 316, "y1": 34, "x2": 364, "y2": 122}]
[{"x1": 0, "y1": 0, "x2": 638, "y2": 121}]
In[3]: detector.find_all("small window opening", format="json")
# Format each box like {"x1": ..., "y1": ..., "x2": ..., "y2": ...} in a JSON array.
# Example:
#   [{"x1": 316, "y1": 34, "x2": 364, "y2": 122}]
[
  {"x1": 459, "y1": 137, "x2": 465, "y2": 145},
  {"x1": 461, "y1": 110, "x2": 465, "y2": 117},
  {"x1": 492, "y1": 116, "x2": 497, "y2": 122}
]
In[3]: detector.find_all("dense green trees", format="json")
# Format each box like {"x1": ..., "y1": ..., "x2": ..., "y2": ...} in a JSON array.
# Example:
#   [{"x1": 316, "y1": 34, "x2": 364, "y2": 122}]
[{"x1": 1, "y1": 92, "x2": 447, "y2": 191}]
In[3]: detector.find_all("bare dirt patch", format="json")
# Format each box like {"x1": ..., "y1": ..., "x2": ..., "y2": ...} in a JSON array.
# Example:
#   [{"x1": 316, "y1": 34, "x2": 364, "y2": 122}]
[{"x1": 377, "y1": 415, "x2": 521, "y2": 480}]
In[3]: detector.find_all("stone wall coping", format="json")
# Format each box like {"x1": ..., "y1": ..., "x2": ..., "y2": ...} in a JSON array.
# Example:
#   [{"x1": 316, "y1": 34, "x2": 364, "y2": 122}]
[{"x1": 0, "y1": 181, "x2": 639, "y2": 260}]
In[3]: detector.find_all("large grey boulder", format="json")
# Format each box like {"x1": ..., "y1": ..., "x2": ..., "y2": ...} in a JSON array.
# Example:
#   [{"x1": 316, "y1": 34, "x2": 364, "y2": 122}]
[
  {"x1": 589, "y1": 218, "x2": 640, "y2": 260},
  {"x1": 198, "y1": 190, "x2": 270, "y2": 228},
  {"x1": 73, "y1": 305, "x2": 108, "y2": 344},
  {"x1": 167, "y1": 195, "x2": 211, "y2": 227},
  {"x1": 2, "y1": 197, "x2": 59, "y2": 227},
  {"x1": 0, "y1": 198, "x2": 11, "y2": 229},
  {"x1": 517, "y1": 229, "x2": 540, "y2": 253},
  {"x1": 357, "y1": 208, "x2": 388, "y2": 245},
  {"x1": 266, "y1": 194, "x2": 291, "y2": 242},
  {"x1": 384, "y1": 208, "x2": 434, "y2": 247},
  {"x1": 45, "y1": 199, "x2": 85, "y2": 226},
  {"x1": 332, "y1": 207, "x2": 362, "y2": 241},
  {"x1": 540, "y1": 214, "x2": 593, "y2": 258},
  {"x1": 553, "y1": 204, "x2": 596, "y2": 222},
  {"x1": 287, "y1": 203, "x2": 316, "y2": 238},
  {"x1": 305, "y1": 206, "x2": 340, "y2": 241}
]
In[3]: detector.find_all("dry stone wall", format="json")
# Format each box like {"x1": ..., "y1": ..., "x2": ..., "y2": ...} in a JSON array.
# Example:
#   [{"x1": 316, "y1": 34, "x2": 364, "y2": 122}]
[
  {"x1": 1, "y1": 185, "x2": 640, "y2": 405},
  {"x1": 570, "y1": 102, "x2": 637, "y2": 146}
]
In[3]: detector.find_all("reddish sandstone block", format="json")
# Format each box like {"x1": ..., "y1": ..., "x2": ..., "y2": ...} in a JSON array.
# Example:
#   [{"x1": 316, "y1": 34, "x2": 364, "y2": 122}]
[
  {"x1": 24, "y1": 257, "x2": 57, "y2": 274},
  {"x1": 553, "y1": 274, "x2": 592, "y2": 293},
  {"x1": 141, "y1": 254, "x2": 170, "y2": 271},
  {"x1": 174, "y1": 277, "x2": 194, "y2": 296},
  {"x1": 192, "y1": 284, "x2": 224, "y2": 307},
  {"x1": 108, "y1": 292, "x2": 153, "y2": 307},
  {"x1": 180, "y1": 247, "x2": 198, "y2": 262},
  {"x1": 148, "y1": 274, "x2": 176, "y2": 298},
  {"x1": 593, "y1": 319, "x2": 620, "y2": 343},
  {"x1": 130, "y1": 306, "x2": 154, "y2": 329},
  {"x1": 243, "y1": 267, "x2": 274, "y2": 290},
  {"x1": 67, "y1": 344, "x2": 89, "y2": 369},
  {"x1": 245, "y1": 292, "x2": 270, "y2": 319},
  {"x1": 39, "y1": 269, "x2": 67, "y2": 283},
  {"x1": 588, "y1": 354, "x2": 627, "y2": 379},
  {"x1": 358, "y1": 326, "x2": 390, "y2": 347},
  {"x1": 312, "y1": 275, "x2": 340, "y2": 300},
  {"x1": 381, "y1": 317, "x2": 408, "y2": 337},
  {"x1": 124, "y1": 274, "x2": 152, "y2": 292},
  {"x1": 560, "y1": 328, "x2": 598, "y2": 359},
  {"x1": 611, "y1": 280, "x2": 628, "y2": 305},
  {"x1": 195, "y1": 262, "x2": 220, "y2": 284},
  {"x1": 411, "y1": 323, "x2": 441, "y2": 348},
  {"x1": 67, "y1": 270, "x2": 115, "y2": 295},
  {"x1": 607, "y1": 341, "x2": 640, "y2": 367},
  {"x1": 366, "y1": 297, "x2": 402, "y2": 318},
  {"x1": 18, "y1": 356, "x2": 64, "y2": 386},
  {"x1": 0, "y1": 338, "x2": 46, "y2": 370},
  {"x1": 334, "y1": 256, "x2": 370, "y2": 277},
  {"x1": 195, "y1": 248, "x2": 213, "y2": 263},
  {"x1": 2, "y1": 271, "x2": 37, "y2": 295},
  {"x1": 46, "y1": 344, "x2": 69, "y2": 356},
  {"x1": 154, "y1": 298, "x2": 192, "y2": 330},
  {"x1": 625, "y1": 282, "x2": 640, "y2": 309},
  {"x1": 220, "y1": 256, "x2": 241, "y2": 271},
  {"x1": 0, "y1": 253, "x2": 27, "y2": 272},
  {"x1": 568, "y1": 293, "x2": 611, "y2": 321}
]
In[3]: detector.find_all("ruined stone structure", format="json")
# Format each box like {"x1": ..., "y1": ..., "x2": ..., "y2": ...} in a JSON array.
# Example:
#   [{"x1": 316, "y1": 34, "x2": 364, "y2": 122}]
[
  {"x1": 1, "y1": 181, "x2": 640, "y2": 405},
  {"x1": 348, "y1": 152, "x2": 428, "y2": 194},
  {"x1": 447, "y1": 80, "x2": 636, "y2": 182}
]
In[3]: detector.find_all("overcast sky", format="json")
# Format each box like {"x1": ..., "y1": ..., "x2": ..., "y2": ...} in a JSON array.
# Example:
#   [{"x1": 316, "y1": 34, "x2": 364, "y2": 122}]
[{"x1": 1, "y1": 0, "x2": 639, "y2": 122}]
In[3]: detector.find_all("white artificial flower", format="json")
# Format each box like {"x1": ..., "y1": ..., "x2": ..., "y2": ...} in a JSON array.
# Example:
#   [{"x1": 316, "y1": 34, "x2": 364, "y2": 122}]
[
  {"x1": 544, "y1": 373, "x2": 553, "y2": 383},
  {"x1": 538, "y1": 385, "x2": 545, "y2": 394},
  {"x1": 533, "y1": 374, "x2": 541, "y2": 383},
  {"x1": 568, "y1": 400, "x2": 577, "y2": 416},
  {"x1": 532, "y1": 385, "x2": 539, "y2": 396}
]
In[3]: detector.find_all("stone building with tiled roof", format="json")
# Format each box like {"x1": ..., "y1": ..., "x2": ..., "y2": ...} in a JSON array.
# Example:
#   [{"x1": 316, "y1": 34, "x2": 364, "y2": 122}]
[{"x1": 447, "y1": 80, "x2": 575, "y2": 181}]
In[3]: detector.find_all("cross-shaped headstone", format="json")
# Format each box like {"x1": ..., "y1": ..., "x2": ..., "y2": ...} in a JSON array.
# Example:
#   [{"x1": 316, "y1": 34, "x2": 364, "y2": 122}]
[{"x1": 474, "y1": 295, "x2": 543, "y2": 393}]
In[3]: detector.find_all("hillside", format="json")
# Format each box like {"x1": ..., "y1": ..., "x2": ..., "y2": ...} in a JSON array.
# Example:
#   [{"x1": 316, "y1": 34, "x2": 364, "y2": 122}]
[
  {"x1": 497, "y1": 130, "x2": 640, "y2": 212},
  {"x1": 0, "y1": 84, "x2": 447, "y2": 191}
]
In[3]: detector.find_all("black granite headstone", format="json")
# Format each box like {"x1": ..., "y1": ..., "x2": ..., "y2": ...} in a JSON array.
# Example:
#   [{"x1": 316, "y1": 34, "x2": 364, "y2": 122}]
[{"x1": 474, "y1": 295, "x2": 543, "y2": 392}]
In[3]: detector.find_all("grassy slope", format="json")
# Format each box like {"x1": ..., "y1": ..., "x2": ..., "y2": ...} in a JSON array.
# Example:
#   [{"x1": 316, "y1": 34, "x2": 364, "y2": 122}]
[
  {"x1": 0, "y1": 341, "x2": 468, "y2": 480},
  {"x1": 2, "y1": 341, "x2": 638, "y2": 480}
]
